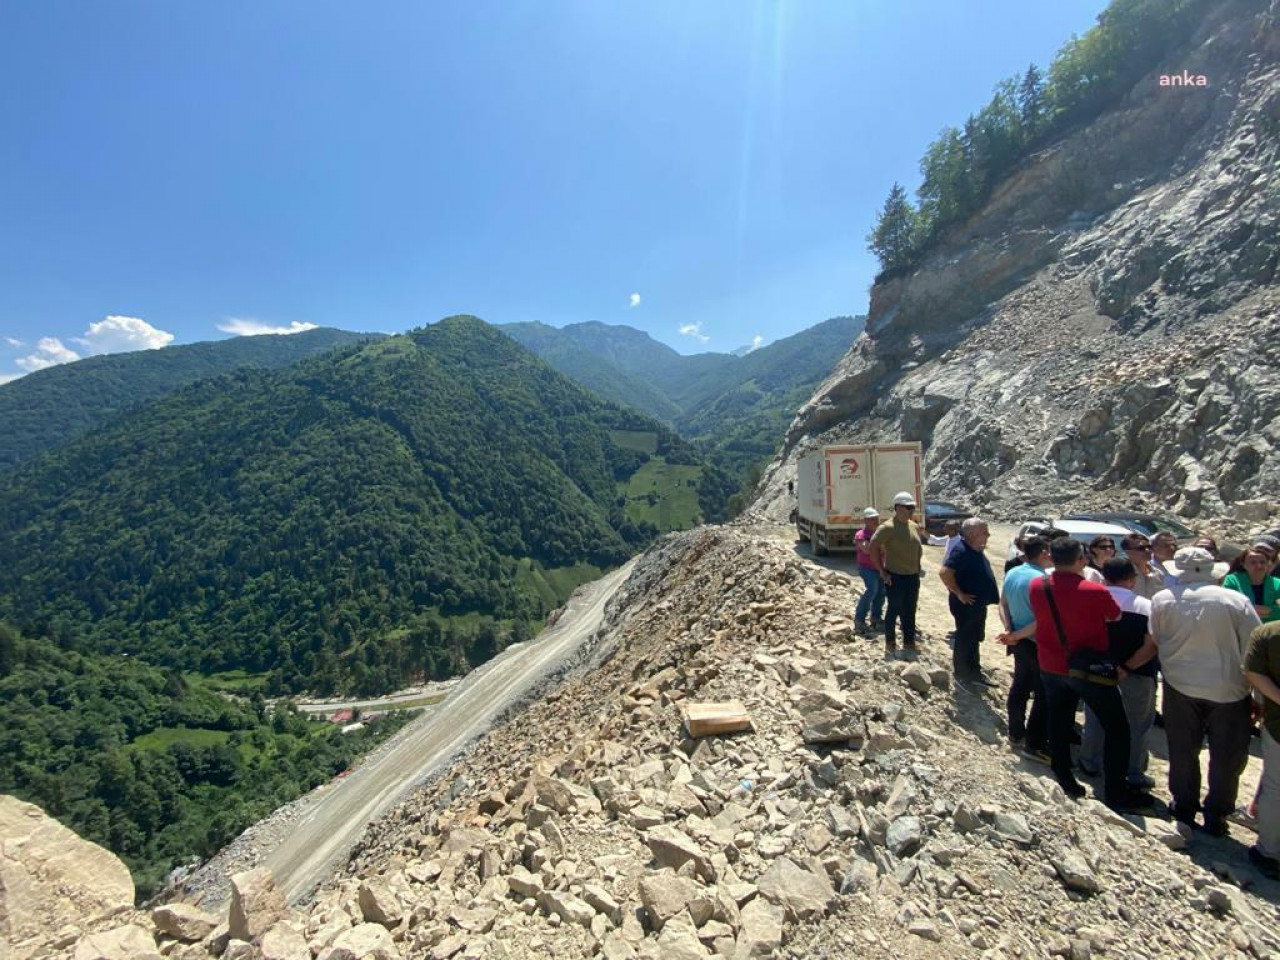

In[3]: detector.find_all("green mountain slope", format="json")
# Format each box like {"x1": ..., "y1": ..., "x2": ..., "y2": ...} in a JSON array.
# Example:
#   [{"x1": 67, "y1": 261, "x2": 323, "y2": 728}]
[
  {"x1": 497, "y1": 316, "x2": 864, "y2": 516},
  {"x1": 0, "y1": 327, "x2": 383, "y2": 470},
  {"x1": 498, "y1": 322, "x2": 682, "y2": 422},
  {"x1": 0, "y1": 317, "x2": 690, "y2": 695}
]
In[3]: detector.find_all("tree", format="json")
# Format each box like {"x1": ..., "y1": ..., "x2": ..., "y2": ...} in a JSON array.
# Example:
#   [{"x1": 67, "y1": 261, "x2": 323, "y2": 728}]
[
  {"x1": 866, "y1": 183, "x2": 920, "y2": 274},
  {"x1": 1018, "y1": 64, "x2": 1047, "y2": 141}
]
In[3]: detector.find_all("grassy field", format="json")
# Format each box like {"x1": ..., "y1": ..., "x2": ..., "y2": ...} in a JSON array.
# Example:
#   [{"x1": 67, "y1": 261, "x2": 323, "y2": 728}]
[
  {"x1": 132, "y1": 727, "x2": 233, "y2": 751},
  {"x1": 608, "y1": 430, "x2": 659, "y2": 454},
  {"x1": 199, "y1": 669, "x2": 270, "y2": 694},
  {"x1": 622, "y1": 457, "x2": 702, "y2": 532}
]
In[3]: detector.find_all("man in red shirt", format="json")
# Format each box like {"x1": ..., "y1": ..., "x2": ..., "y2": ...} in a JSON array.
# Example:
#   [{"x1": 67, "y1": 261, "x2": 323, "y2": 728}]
[{"x1": 1001, "y1": 539, "x2": 1153, "y2": 810}]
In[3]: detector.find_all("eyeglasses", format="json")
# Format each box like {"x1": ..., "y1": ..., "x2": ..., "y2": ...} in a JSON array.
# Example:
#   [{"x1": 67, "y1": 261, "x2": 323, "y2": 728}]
[{"x1": 1093, "y1": 544, "x2": 1115, "y2": 551}]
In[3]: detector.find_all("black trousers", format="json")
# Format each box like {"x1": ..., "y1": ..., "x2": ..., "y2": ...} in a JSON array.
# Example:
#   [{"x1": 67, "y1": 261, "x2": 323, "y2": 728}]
[
  {"x1": 884, "y1": 571, "x2": 920, "y2": 646},
  {"x1": 1069, "y1": 676, "x2": 1131, "y2": 805},
  {"x1": 1162, "y1": 682, "x2": 1252, "y2": 824},
  {"x1": 1008, "y1": 639, "x2": 1046, "y2": 749},
  {"x1": 950, "y1": 600, "x2": 985, "y2": 677}
]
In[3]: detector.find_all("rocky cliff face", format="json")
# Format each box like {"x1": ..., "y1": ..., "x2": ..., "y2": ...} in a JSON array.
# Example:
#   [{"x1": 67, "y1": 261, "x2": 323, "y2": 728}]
[{"x1": 756, "y1": 0, "x2": 1280, "y2": 531}]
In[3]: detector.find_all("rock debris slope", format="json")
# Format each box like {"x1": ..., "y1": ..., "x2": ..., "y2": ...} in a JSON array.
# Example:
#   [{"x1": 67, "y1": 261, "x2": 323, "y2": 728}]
[
  {"x1": 58, "y1": 524, "x2": 1279, "y2": 960},
  {"x1": 756, "y1": 0, "x2": 1280, "y2": 529}
]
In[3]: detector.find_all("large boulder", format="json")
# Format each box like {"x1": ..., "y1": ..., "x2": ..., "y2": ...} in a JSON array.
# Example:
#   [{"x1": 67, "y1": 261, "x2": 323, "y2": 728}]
[
  {"x1": 228, "y1": 867, "x2": 287, "y2": 943},
  {"x1": 316, "y1": 922, "x2": 400, "y2": 960},
  {"x1": 72, "y1": 924, "x2": 162, "y2": 960},
  {"x1": 0, "y1": 796, "x2": 135, "y2": 950},
  {"x1": 151, "y1": 902, "x2": 220, "y2": 943}
]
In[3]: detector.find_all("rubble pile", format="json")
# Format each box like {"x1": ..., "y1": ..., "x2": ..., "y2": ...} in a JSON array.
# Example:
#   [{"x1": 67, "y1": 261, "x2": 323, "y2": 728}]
[{"x1": 47, "y1": 526, "x2": 1279, "y2": 960}]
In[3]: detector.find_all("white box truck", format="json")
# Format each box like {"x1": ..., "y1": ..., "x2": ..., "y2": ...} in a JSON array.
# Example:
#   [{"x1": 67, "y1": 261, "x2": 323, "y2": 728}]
[{"x1": 794, "y1": 443, "x2": 925, "y2": 555}]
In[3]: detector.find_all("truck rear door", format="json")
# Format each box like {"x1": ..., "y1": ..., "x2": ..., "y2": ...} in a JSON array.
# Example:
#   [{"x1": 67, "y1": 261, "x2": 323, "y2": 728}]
[{"x1": 870, "y1": 444, "x2": 924, "y2": 522}]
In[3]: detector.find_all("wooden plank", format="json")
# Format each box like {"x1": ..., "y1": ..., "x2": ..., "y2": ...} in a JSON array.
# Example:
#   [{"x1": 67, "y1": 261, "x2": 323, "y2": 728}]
[{"x1": 683, "y1": 701, "x2": 753, "y2": 738}]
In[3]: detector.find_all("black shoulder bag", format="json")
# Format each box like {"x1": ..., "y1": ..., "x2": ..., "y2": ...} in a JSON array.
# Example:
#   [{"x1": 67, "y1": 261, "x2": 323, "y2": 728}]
[{"x1": 1043, "y1": 581, "x2": 1119, "y2": 686}]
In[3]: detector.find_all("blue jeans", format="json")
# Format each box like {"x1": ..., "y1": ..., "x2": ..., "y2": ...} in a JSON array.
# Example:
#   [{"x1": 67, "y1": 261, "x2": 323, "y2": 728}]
[
  {"x1": 1080, "y1": 673, "x2": 1156, "y2": 783},
  {"x1": 856, "y1": 567, "x2": 886, "y2": 624}
]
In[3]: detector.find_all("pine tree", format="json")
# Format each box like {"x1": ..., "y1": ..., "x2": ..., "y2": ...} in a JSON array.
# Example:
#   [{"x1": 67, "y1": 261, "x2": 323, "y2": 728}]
[
  {"x1": 866, "y1": 182, "x2": 919, "y2": 273},
  {"x1": 1018, "y1": 64, "x2": 1047, "y2": 141}
]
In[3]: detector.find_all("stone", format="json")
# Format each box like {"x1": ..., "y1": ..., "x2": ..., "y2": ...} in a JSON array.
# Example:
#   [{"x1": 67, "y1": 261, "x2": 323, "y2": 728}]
[
  {"x1": 824, "y1": 805, "x2": 860, "y2": 838},
  {"x1": 646, "y1": 825, "x2": 712, "y2": 879},
  {"x1": 151, "y1": 903, "x2": 220, "y2": 943},
  {"x1": 1053, "y1": 851, "x2": 1100, "y2": 894},
  {"x1": 886, "y1": 816, "x2": 923, "y2": 857},
  {"x1": 638, "y1": 873, "x2": 704, "y2": 931},
  {"x1": 630, "y1": 806, "x2": 666, "y2": 830},
  {"x1": 655, "y1": 911, "x2": 711, "y2": 959},
  {"x1": 582, "y1": 883, "x2": 621, "y2": 921},
  {"x1": 358, "y1": 879, "x2": 403, "y2": 927},
  {"x1": 260, "y1": 923, "x2": 311, "y2": 960},
  {"x1": 229, "y1": 867, "x2": 288, "y2": 943},
  {"x1": 0, "y1": 796, "x2": 135, "y2": 948},
  {"x1": 317, "y1": 922, "x2": 401, "y2": 960},
  {"x1": 506, "y1": 865, "x2": 543, "y2": 899},
  {"x1": 901, "y1": 664, "x2": 931, "y2": 694},
  {"x1": 907, "y1": 918, "x2": 942, "y2": 941},
  {"x1": 952, "y1": 800, "x2": 982, "y2": 833},
  {"x1": 73, "y1": 924, "x2": 162, "y2": 960},
  {"x1": 538, "y1": 890, "x2": 596, "y2": 927},
  {"x1": 733, "y1": 898, "x2": 784, "y2": 959},
  {"x1": 756, "y1": 856, "x2": 835, "y2": 921},
  {"x1": 992, "y1": 812, "x2": 1034, "y2": 846},
  {"x1": 1142, "y1": 818, "x2": 1190, "y2": 851}
]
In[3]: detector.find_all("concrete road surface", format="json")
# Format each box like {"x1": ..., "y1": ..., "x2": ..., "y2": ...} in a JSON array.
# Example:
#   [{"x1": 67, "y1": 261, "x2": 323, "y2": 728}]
[{"x1": 264, "y1": 559, "x2": 637, "y2": 903}]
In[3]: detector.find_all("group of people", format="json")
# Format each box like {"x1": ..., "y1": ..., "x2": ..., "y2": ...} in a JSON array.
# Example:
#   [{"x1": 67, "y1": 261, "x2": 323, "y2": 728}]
[{"x1": 849, "y1": 501, "x2": 1280, "y2": 876}]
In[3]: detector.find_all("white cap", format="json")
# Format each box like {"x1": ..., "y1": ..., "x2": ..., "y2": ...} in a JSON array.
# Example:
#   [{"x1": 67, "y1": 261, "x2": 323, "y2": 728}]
[
  {"x1": 1171, "y1": 546, "x2": 1229, "y2": 582},
  {"x1": 892, "y1": 491, "x2": 916, "y2": 508},
  {"x1": 863, "y1": 507, "x2": 881, "y2": 519}
]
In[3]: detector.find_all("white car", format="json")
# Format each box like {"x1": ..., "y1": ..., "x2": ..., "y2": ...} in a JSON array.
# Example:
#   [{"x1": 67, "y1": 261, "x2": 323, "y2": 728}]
[{"x1": 1005, "y1": 519, "x2": 1134, "y2": 565}]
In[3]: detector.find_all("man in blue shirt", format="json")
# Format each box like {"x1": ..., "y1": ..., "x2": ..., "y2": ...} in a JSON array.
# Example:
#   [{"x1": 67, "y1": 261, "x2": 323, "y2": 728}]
[
  {"x1": 940, "y1": 518, "x2": 1001, "y2": 686},
  {"x1": 998, "y1": 535, "x2": 1050, "y2": 761}
]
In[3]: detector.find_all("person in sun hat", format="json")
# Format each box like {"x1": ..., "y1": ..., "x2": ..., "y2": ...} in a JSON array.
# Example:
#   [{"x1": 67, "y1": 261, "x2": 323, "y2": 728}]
[
  {"x1": 854, "y1": 507, "x2": 886, "y2": 635},
  {"x1": 870, "y1": 491, "x2": 923, "y2": 656},
  {"x1": 1151, "y1": 546, "x2": 1259, "y2": 835}
]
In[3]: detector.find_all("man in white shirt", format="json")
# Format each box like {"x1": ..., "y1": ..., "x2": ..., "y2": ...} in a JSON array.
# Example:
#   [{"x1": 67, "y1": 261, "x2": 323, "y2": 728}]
[
  {"x1": 1151, "y1": 547, "x2": 1259, "y2": 834},
  {"x1": 1123, "y1": 533, "x2": 1166, "y2": 600}
]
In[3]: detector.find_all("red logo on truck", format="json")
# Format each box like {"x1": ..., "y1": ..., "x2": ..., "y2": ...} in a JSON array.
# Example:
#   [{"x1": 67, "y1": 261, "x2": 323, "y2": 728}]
[{"x1": 839, "y1": 458, "x2": 859, "y2": 478}]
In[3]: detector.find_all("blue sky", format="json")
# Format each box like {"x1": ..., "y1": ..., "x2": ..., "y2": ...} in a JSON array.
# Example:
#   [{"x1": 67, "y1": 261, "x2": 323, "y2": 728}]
[{"x1": 0, "y1": 1, "x2": 1104, "y2": 380}]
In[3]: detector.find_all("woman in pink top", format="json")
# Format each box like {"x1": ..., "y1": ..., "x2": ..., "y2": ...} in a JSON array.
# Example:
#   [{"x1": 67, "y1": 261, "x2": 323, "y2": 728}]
[{"x1": 855, "y1": 508, "x2": 886, "y2": 634}]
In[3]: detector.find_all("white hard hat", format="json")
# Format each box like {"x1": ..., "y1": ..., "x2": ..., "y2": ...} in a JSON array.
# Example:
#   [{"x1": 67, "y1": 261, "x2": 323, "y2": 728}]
[
  {"x1": 892, "y1": 491, "x2": 917, "y2": 507},
  {"x1": 863, "y1": 507, "x2": 880, "y2": 519}
]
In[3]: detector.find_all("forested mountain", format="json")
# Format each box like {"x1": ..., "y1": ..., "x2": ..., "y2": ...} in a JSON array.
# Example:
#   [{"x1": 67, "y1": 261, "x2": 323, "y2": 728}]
[
  {"x1": 0, "y1": 316, "x2": 693, "y2": 695},
  {"x1": 500, "y1": 315, "x2": 864, "y2": 512},
  {"x1": 0, "y1": 621, "x2": 410, "y2": 900},
  {"x1": 0, "y1": 327, "x2": 383, "y2": 470}
]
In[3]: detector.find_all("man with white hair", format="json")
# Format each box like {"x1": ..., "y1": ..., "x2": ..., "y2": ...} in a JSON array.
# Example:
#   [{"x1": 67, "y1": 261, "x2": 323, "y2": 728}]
[
  {"x1": 1151, "y1": 547, "x2": 1261, "y2": 835},
  {"x1": 939, "y1": 517, "x2": 1000, "y2": 685}
]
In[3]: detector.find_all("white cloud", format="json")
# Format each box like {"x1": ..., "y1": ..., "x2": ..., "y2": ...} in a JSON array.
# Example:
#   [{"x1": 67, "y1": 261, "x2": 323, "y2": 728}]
[
  {"x1": 749, "y1": 335, "x2": 764, "y2": 352},
  {"x1": 4, "y1": 337, "x2": 22, "y2": 347},
  {"x1": 73, "y1": 315, "x2": 174, "y2": 355},
  {"x1": 16, "y1": 337, "x2": 81, "y2": 371},
  {"x1": 628, "y1": 293, "x2": 641, "y2": 308},
  {"x1": 678, "y1": 322, "x2": 710, "y2": 343},
  {"x1": 218, "y1": 318, "x2": 319, "y2": 337},
  {"x1": 0, "y1": 372, "x2": 22, "y2": 385}
]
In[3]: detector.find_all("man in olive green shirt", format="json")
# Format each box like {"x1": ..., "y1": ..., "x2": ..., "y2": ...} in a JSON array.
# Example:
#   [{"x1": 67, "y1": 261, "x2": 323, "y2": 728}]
[
  {"x1": 870, "y1": 491, "x2": 924, "y2": 655},
  {"x1": 1244, "y1": 620, "x2": 1280, "y2": 878}
]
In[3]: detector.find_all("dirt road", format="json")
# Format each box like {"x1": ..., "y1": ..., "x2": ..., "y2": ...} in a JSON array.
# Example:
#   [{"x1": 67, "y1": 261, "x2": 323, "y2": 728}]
[{"x1": 262, "y1": 560, "x2": 637, "y2": 903}]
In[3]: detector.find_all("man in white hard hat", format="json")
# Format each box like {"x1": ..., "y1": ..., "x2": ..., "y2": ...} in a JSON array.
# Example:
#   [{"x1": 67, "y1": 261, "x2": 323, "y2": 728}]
[
  {"x1": 870, "y1": 491, "x2": 924, "y2": 656},
  {"x1": 854, "y1": 507, "x2": 885, "y2": 635}
]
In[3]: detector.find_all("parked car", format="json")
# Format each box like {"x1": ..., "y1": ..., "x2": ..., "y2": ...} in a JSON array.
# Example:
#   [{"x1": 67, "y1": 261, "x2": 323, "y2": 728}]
[
  {"x1": 924, "y1": 500, "x2": 974, "y2": 537},
  {"x1": 1060, "y1": 512, "x2": 1199, "y2": 545},
  {"x1": 1006, "y1": 518, "x2": 1133, "y2": 565}
]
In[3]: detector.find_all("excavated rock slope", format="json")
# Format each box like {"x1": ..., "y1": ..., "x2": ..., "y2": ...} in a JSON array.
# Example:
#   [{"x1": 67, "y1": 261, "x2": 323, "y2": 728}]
[
  {"x1": 756, "y1": 0, "x2": 1280, "y2": 531},
  {"x1": 68, "y1": 525, "x2": 1280, "y2": 960}
]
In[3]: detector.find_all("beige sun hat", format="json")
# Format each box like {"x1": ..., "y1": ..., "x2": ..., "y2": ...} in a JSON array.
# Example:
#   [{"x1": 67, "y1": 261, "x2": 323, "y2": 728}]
[{"x1": 1171, "y1": 546, "x2": 1230, "y2": 583}]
